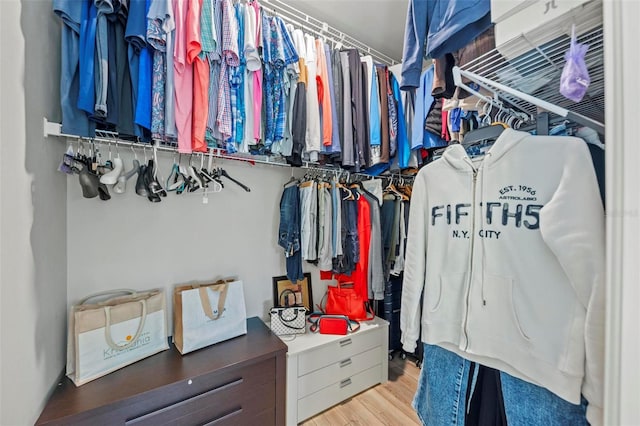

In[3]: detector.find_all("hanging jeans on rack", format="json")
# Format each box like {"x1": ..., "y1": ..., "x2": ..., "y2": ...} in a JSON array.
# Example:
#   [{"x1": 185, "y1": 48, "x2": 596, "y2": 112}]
[
  {"x1": 278, "y1": 185, "x2": 304, "y2": 282},
  {"x1": 413, "y1": 344, "x2": 589, "y2": 426}
]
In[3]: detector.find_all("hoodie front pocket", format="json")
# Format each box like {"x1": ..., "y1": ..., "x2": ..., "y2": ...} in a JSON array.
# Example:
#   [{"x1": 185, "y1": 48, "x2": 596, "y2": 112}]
[
  {"x1": 482, "y1": 274, "x2": 530, "y2": 342},
  {"x1": 425, "y1": 273, "x2": 467, "y2": 324}
]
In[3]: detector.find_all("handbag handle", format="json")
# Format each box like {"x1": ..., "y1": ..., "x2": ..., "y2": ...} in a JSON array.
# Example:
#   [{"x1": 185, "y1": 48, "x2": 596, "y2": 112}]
[
  {"x1": 198, "y1": 284, "x2": 230, "y2": 320},
  {"x1": 79, "y1": 289, "x2": 138, "y2": 305},
  {"x1": 272, "y1": 308, "x2": 306, "y2": 330},
  {"x1": 279, "y1": 288, "x2": 299, "y2": 307},
  {"x1": 103, "y1": 299, "x2": 147, "y2": 350}
]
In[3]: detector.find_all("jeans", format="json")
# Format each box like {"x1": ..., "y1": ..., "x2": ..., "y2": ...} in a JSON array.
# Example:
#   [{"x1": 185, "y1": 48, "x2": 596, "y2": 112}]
[
  {"x1": 413, "y1": 344, "x2": 589, "y2": 426},
  {"x1": 500, "y1": 371, "x2": 588, "y2": 425},
  {"x1": 413, "y1": 343, "x2": 472, "y2": 426},
  {"x1": 278, "y1": 185, "x2": 303, "y2": 282}
]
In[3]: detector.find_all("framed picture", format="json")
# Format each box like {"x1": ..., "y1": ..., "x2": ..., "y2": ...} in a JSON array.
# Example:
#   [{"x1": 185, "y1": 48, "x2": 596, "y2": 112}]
[{"x1": 272, "y1": 273, "x2": 313, "y2": 313}]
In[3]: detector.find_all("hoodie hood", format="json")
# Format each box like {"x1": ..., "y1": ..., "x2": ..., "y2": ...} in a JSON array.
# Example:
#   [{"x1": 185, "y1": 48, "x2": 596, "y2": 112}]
[{"x1": 441, "y1": 128, "x2": 530, "y2": 170}]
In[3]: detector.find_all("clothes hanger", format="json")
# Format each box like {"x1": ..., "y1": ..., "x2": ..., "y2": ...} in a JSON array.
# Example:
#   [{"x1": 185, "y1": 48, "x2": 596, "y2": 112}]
[
  {"x1": 462, "y1": 123, "x2": 506, "y2": 147},
  {"x1": 340, "y1": 184, "x2": 355, "y2": 201},
  {"x1": 283, "y1": 167, "x2": 299, "y2": 188},
  {"x1": 219, "y1": 168, "x2": 251, "y2": 192},
  {"x1": 383, "y1": 177, "x2": 408, "y2": 201},
  {"x1": 166, "y1": 152, "x2": 184, "y2": 192},
  {"x1": 100, "y1": 139, "x2": 124, "y2": 185}
]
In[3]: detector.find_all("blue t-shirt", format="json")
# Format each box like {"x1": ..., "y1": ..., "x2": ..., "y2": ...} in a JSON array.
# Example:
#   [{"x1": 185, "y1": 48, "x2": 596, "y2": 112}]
[
  {"x1": 134, "y1": 0, "x2": 152, "y2": 131},
  {"x1": 77, "y1": 0, "x2": 97, "y2": 115}
]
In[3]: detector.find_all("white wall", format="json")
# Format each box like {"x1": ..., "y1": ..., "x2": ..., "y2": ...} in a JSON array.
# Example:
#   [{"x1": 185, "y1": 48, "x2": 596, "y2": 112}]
[
  {"x1": 67, "y1": 155, "x2": 326, "y2": 333},
  {"x1": 603, "y1": 1, "x2": 640, "y2": 424},
  {"x1": 0, "y1": 0, "x2": 68, "y2": 424}
]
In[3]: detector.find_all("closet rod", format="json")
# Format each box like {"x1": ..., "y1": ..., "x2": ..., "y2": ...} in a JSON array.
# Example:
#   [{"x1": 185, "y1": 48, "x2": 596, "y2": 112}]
[
  {"x1": 259, "y1": 0, "x2": 399, "y2": 65},
  {"x1": 43, "y1": 118, "x2": 291, "y2": 168},
  {"x1": 452, "y1": 66, "x2": 606, "y2": 135}
]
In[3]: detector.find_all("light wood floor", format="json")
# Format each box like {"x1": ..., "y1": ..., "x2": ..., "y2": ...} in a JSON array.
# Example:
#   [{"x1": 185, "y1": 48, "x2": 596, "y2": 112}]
[{"x1": 300, "y1": 355, "x2": 422, "y2": 426}]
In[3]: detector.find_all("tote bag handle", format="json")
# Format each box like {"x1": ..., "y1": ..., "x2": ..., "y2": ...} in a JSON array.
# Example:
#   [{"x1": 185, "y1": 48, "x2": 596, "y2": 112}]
[
  {"x1": 79, "y1": 289, "x2": 138, "y2": 305},
  {"x1": 198, "y1": 284, "x2": 230, "y2": 320},
  {"x1": 103, "y1": 299, "x2": 147, "y2": 350}
]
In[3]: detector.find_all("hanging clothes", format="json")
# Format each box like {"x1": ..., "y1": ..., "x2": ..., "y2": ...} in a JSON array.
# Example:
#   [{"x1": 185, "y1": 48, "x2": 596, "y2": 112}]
[
  {"x1": 147, "y1": 0, "x2": 174, "y2": 140},
  {"x1": 241, "y1": 2, "x2": 259, "y2": 151},
  {"x1": 326, "y1": 46, "x2": 342, "y2": 157},
  {"x1": 134, "y1": 0, "x2": 153, "y2": 133},
  {"x1": 317, "y1": 182, "x2": 333, "y2": 272},
  {"x1": 400, "y1": 0, "x2": 491, "y2": 90},
  {"x1": 206, "y1": 0, "x2": 224, "y2": 146},
  {"x1": 188, "y1": 0, "x2": 210, "y2": 152},
  {"x1": 304, "y1": 34, "x2": 321, "y2": 161},
  {"x1": 53, "y1": 0, "x2": 93, "y2": 137},
  {"x1": 114, "y1": 1, "x2": 135, "y2": 136},
  {"x1": 315, "y1": 39, "x2": 332, "y2": 148},
  {"x1": 339, "y1": 51, "x2": 355, "y2": 167},
  {"x1": 299, "y1": 179, "x2": 318, "y2": 262},
  {"x1": 375, "y1": 65, "x2": 390, "y2": 165},
  {"x1": 216, "y1": 0, "x2": 239, "y2": 148},
  {"x1": 288, "y1": 28, "x2": 307, "y2": 166},
  {"x1": 79, "y1": 0, "x2": 98, "y2": 117},
  {"x1": 413, "y1": 66, "x2": 447, "y2": 150},
  {"x1": 390, "y1": 73, "x2": 410, "y2": 169},
  {"x1": 361, "y1": 191, "x2": 384, "y2": 300},
  {"x1": 278, "y1": 184, "x2": 304, "y2": 283},
  {"x1": 262, "y1": 16, "x2": 298, "y2": 147},
  {"x1": 173, "y1": 0, "x2": 194, "y2": 153},
  {"x1": 230, "y1": 2, "x2": 246, "y2": 147}
]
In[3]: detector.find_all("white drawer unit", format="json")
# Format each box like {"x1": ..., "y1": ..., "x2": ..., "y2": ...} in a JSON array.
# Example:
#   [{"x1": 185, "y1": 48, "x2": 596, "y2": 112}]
[{"x1": 281, "y1": 316, "x2": 389, "y2": 425}]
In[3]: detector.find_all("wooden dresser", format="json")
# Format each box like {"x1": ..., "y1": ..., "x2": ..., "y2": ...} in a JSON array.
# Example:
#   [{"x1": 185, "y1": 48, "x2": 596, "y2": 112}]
[
  {"x1": 280, "y1": 316, "x2": 389, "y2": 425},
  {"x1": 36, "y1": 317, "x2": 287, "y2": 425}
]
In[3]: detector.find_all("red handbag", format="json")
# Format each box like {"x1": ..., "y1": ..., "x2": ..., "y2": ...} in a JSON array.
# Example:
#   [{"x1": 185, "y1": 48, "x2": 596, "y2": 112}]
[
  {"x1": 307, "y1": 314, "x2": 361, "y2": 335},
  {"x1": 324, "y1": 283, "x2": 374, "y2": 321}
]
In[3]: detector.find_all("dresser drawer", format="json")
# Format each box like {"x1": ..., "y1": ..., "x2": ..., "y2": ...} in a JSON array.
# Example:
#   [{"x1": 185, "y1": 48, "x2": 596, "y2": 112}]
[
  {"x1": 297, "y1": 365, "x2": 382, "y2": 422},
  {"x1": 297, "y1": 329, "x2": 383, "y2": 376},
  {"x1": 298, "y1": 346, "x2": 382, "y2": 399},
  {"x1": 126, "y1": 359, "x2": 276, "y2": 426}
]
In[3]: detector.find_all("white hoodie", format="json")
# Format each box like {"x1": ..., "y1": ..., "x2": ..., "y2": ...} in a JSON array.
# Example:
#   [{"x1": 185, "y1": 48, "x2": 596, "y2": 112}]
[{"x1": 400, "y1": 129, "x2": 604, "y2": 426}]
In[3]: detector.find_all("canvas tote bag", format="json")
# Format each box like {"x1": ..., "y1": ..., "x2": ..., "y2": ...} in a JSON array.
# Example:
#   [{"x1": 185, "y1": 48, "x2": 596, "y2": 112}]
[
  {"x1": 173, "y1": 279, "x2": 247, "y2": 355},
  {"x1": 66, "y1": 289, "x2": 169, "y2": 386}
]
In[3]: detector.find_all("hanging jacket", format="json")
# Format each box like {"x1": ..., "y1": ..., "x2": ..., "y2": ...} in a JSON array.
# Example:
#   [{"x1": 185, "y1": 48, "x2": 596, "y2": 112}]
[
  {"x1": 400, "y1": 0, "x2": 491, "y2": 90},
  {"x1": 400, "y1": 129, "x2": 604, "y2": 426}
]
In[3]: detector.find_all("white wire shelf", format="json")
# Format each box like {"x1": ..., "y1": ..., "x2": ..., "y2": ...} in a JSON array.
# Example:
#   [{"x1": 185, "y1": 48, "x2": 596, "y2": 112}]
[
  {"x1": 459, "y1": 0, "x2": 604, "y2": 126},
  {"x1": 260, "y1": 0, "x2": 399, "y2": 65}
]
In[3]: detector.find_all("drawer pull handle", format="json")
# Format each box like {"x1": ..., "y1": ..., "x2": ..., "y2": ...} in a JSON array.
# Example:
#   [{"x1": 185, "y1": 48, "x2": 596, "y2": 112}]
[
  {"x1": 339, "y1": 338, "x2": 352, "y2": 347},
  {"x1": 340, "y1": 378, "x2": 352, "y2": 388},
  {"x1": 340, "y1": 359, "x2": 352, "y2": 368}
]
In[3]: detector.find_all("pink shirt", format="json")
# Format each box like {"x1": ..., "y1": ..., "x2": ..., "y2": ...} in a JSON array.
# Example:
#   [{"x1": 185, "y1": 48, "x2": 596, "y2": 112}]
[
  {"x1": 187, "y1": 0, "x2": 208, "y2": 152},
  {"x1": 173, "y1": 0, "x2": 193, "y2": 154}
]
